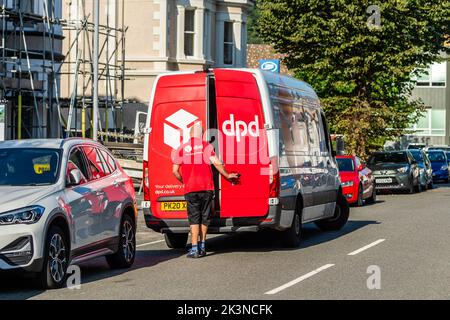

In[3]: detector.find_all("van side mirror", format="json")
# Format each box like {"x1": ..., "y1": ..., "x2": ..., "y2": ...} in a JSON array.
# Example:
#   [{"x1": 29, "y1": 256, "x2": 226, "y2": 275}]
[
  {"x1": 358, "y1": 164, "x2": 364, "y2": 171},
  {"x1": 67, "y1": 168, "x2": 83, "y2": 187}
]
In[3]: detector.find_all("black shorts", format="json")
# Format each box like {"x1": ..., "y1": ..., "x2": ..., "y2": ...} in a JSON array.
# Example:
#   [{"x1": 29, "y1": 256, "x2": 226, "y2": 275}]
[{"x1": 185, "y1": 191, "x2": 214, "y2": 226}]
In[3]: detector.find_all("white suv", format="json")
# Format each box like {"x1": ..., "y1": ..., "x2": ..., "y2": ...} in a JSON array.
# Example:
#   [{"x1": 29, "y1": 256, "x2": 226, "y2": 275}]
[{"x1": 0, "y1": 139, "x2": 137, "y2": 288}]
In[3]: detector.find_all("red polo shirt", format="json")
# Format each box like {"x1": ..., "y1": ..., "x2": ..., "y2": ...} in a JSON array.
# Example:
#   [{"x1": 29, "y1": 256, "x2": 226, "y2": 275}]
[{"x1": 172, "y1": 137, "x2": 216, "y2": 194}]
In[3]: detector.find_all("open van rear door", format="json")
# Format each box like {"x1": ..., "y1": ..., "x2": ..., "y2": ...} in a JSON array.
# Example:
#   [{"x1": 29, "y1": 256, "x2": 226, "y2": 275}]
[
  {"x1": 147, "y1": 73, "x2": 207, "y2": 220},
  {"x1": 213, "y1": 70, "x2": 270, "y2": 218}
]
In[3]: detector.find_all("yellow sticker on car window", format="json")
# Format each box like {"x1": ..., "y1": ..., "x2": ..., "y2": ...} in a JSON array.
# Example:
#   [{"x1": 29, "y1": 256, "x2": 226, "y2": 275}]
[{"x1": 34, "y1": 164, "x2": 51, "y2": 175}]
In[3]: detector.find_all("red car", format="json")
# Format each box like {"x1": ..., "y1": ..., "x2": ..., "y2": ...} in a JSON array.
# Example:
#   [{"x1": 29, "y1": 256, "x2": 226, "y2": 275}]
[{"x1": 336, "y1": 155, "x2": 376, "y2": 206}]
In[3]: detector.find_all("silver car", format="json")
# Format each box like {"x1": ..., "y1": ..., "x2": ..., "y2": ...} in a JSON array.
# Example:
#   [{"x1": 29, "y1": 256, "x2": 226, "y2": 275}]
[{"x1": 0, "y1": 139, "x2": 137, "y2": 288}]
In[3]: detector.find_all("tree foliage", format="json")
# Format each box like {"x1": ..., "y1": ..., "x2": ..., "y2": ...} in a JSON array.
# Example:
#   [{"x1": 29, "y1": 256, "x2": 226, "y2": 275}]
[
  {"x1": 247, "y1": 5, "x2": 265, "y2": 44},
  {"x1": 256, "y1": 0, "x2": 450, "y2": 157}
]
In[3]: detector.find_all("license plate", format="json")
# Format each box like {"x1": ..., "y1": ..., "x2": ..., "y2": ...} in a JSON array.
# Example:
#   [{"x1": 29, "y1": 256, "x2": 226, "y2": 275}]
[
  {"x1": 376, "y1": 178, "x2": 393, "y2": 184},
  {"x1": 161, "y1": 201, "x2": 187, "y2": 211}
]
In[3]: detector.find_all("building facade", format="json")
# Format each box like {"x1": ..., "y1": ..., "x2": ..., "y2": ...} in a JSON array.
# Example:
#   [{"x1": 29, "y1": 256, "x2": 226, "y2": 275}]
[
  {"x1": 403, "y1": 57, "x2": 450, "y2": 148},
  {"x1": 60, "y1": 0, "x2": 254, "y2": 134},
  {"x1": 0, "y1": 0, "x2": 64, "y2": 140},
  {"x1": 124, "y1": 0, "x2": 253, "y2": 104}
]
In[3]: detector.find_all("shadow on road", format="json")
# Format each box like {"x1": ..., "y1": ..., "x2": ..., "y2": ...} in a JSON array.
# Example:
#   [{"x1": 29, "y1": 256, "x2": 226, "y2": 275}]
[
  {"x1": 351, "y1": 199, "x2": 385, "y2": 207},
  {"x1": 204, "y1": 219, "x2": 380, "y2": 256},
  {"x1": 0, "y1": 248, "x2": 183, "y2": 299}
]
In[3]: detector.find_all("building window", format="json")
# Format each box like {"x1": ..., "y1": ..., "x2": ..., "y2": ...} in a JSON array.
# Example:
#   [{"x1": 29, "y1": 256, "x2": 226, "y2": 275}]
[
  {"x1": 415, "y1": 62, "x2": 446, "y2": 87},
  {"x1": 224, "y1": 21, "x2": 234, "y2": 65},
  {"x1": 204, "y1": 10, "x2": 211, "y2": 60},
  {"x1": 184, "y1": 9, "x2": 195, "y2": 57},
  {"x1": 412, "y1": 109, "x2": 446, "y2": 136},
  {"x1": 18, "y1": 0, "x2": 34, "y2": 12}
]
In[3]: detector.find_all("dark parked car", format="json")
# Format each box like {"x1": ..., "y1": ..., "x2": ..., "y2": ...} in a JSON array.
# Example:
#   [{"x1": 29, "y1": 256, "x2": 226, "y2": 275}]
[
  {"x1": 409, "y1": 149, "x2": 434, "y2": 190},
  {"x1": 368, "y1": 150, "x2": 421, "y2": 193},
  {"x1": 426, "y1": 150, "x2": 449, "y2": 183}
]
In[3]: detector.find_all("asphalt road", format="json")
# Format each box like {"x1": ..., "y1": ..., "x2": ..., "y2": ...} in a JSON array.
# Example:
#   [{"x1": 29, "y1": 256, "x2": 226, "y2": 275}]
[{"x1": 1, "y1": 183, "x2": 450, "y2": 300}]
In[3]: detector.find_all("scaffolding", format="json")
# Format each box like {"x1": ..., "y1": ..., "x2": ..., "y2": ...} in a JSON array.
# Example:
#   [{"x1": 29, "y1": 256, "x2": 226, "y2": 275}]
[{"x1": 0, "y1": 0, "x2": 128, "y2": 141}]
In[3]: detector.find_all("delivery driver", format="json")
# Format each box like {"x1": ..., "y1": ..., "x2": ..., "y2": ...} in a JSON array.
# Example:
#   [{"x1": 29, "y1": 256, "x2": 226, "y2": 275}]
[{"x1": 172, "y1": 122, "x2": 239, "y2": 258}]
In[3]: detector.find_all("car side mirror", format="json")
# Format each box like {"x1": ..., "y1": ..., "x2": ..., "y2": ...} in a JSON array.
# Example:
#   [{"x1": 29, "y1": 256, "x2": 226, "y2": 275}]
[
  {"x1": 358, "y1": 165, "x2": 364, "y2": 171},
  {"x1": 67, "y1": 168, "x2": 83, "y2": 187}
]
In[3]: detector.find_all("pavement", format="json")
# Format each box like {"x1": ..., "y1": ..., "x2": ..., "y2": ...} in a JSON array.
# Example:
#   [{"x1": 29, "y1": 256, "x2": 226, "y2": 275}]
[{"x1": 1, "y1": 183, "x2": 450, "y2": 300}]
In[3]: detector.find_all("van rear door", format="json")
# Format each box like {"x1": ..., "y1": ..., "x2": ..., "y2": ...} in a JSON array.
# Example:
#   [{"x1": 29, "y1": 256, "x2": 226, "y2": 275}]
[
  {"x1": 147, "y1": 73, "x2": 207, "y2": 220},
  {"x1": 213, "y1": 70, "x2": 270, "y2": 218}
]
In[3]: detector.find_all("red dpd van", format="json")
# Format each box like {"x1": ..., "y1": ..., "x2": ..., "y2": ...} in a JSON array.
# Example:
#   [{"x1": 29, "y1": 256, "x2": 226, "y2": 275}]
[{"x1": 142, "y1": 69, "x2": 349, "y2": 248}]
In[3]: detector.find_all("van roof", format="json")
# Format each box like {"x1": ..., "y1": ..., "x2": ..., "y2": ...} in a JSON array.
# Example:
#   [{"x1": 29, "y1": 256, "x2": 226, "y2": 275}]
[{"x1": 156, "y1": 68, "x2": 318, "y2": 98}]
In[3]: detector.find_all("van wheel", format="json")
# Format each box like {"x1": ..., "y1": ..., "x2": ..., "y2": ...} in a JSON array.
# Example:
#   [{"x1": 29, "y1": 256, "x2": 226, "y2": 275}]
[
  {"x1": 315, "y1": 192, "x2": 350, "y2": 231},
  {"x1": 164, "y1": 233, "x2": 188, "y2": 249},
  {"x1": 106, "y1": 214, "x2": 136, "y2": 269},
  {"x1": 366, "y1": 185, "x2": 377, "y2": 204},
  {"x1": 282, "y1": 212, "x2": 302, "y2": 248},
  {"x1": 356, "y1": 184, "x2": 364, "y2": 207},
  {"x1": 37, "y1": 225, "x2": 69, "y2": 289}
]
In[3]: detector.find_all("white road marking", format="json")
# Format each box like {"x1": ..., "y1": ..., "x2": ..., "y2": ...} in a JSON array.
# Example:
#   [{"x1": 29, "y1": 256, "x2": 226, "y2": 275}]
[
  {"x1": 265, "y1": 264, "x2": 335, "y2": 295},
  {"x1": 348, "y1": 239, "x2": 386, "y2": 256},
  {"x1": 136, "y1": 240, "x2": 165, "y2": 248}
]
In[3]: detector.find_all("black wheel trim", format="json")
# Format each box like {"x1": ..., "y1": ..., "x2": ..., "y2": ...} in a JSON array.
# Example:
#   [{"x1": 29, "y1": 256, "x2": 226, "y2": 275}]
[
  {"x1": 48, "y1": 233, "x2": 68, "y2": 284},
  {"x1": 122, "y1": 220, "x2": 136, "y2": 263}
]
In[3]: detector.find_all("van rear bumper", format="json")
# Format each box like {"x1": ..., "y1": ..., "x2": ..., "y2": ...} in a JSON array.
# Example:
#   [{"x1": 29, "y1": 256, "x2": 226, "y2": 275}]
[{"x1": 143, "y1": 204, "x2": 290, "y2": 234}]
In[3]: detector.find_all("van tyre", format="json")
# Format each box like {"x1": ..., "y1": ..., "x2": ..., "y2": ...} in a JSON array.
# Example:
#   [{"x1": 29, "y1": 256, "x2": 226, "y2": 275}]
[
  {"x1": 164, "y1": 233, "x2": 189, "y2": 249},
  {"x1": 282, "y1": 212, "x2": 302, "y2": 248},
  {"x1": 37, "y1": 225, "x2": 69, "y2": 289},
  {"x1": 106, "y1": 214, "x2": 136, "y2": 269},
  {"x1": 315, "y1": 192, "x2": 350, "y2": 231}
]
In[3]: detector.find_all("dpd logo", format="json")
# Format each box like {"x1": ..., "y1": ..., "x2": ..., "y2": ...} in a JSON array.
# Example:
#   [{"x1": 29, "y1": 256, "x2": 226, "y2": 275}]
[{"x1": 164, "y1": 109, "x2": 199, "y2": 149}]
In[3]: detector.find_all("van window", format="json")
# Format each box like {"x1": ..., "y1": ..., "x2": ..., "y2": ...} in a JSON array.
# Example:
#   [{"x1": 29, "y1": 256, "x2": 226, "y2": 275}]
[
  {"x1": 304, "y1": 107, "x2": 321, "y2": 154},
  {"x1": 316, "y1": 111, "x2": 329, "y2": 153},
  {"x1": 278, "y1": 101, "x2": 309, "y2": 154}
]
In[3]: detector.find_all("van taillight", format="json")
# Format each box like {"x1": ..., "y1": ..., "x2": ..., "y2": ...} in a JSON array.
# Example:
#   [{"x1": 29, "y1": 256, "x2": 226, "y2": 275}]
[
  {"x1": 269, "y1": 167, "x2": 280, "y2": 198},
  {"x1": 143, "y1": 161, "x2": 150, "y2": 201}
]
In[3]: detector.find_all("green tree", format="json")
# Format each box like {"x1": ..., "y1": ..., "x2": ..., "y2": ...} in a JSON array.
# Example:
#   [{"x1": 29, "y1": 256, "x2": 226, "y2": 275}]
[
  {"x1": 247, "y1": 5, "x2": 265, "y2": 44},
  {"x1": 256, "y1": 0, "x2": 450, "y2": 157}
]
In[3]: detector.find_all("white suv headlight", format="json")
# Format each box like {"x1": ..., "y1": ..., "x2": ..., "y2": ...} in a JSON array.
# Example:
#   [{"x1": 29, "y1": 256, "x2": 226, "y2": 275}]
[
  {"x1": 440, "y1": 165, "x2": 448, "y2": 171},
  {"x1": 0, "y1": 206, "x2": 45, "y2": 225},
  {"x1": 397, "y1": 166, "x2": 409, "y2": 173},
  {"x1": 341, "y1": 181, "x2": 354, "y2": 187}
]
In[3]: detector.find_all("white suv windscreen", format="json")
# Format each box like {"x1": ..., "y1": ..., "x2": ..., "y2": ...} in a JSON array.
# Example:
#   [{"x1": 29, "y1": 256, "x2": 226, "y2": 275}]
[{"x1": 0, "y1": 148, "x2": 61, "y2": 186}]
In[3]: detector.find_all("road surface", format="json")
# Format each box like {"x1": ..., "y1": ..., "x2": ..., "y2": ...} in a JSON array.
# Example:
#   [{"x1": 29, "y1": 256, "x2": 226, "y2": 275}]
[{"x1": 1, "y1": 184, "x2": 450, "y2": 300}]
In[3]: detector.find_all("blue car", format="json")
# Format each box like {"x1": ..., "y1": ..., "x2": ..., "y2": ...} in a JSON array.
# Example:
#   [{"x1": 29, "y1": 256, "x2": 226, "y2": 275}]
[{"x1": 426, "y1": 150, "x2": 449, "y2": 183}]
